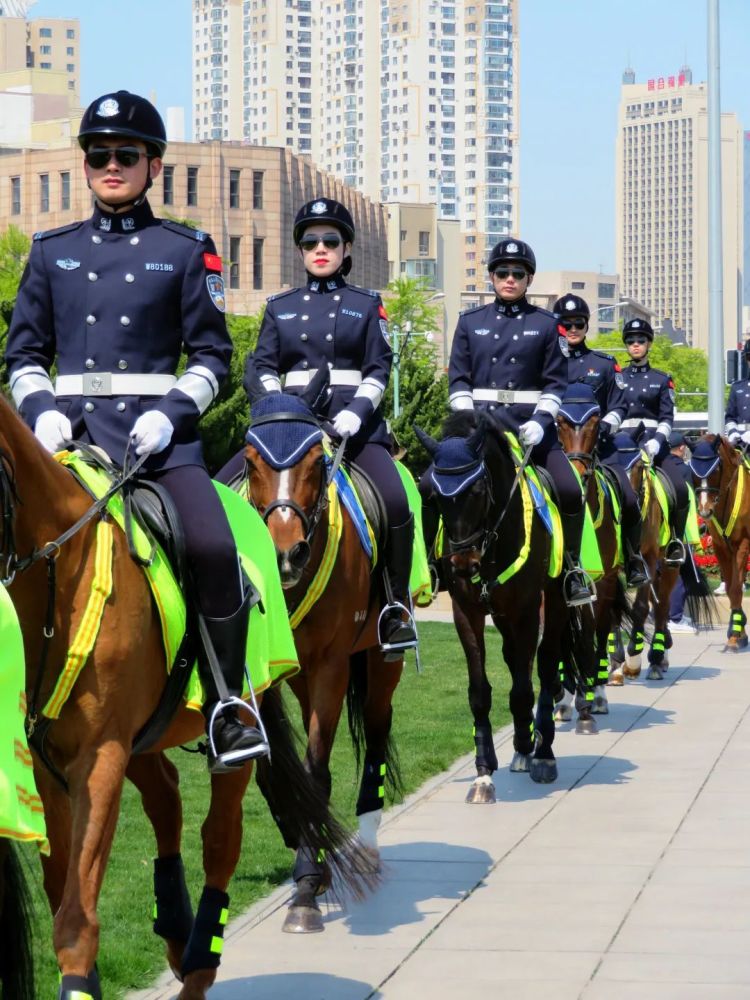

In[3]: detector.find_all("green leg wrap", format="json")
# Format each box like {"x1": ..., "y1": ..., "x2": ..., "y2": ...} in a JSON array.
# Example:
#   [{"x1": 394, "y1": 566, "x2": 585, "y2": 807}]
[
  {"x1": 597, "y1": 656, "x2": 609, "y2": 685},
  {"x1": 728, "y1": 607, "x2": 746, "y2": 640},
  {"x1": 58, "y1": 970, "x2": 101, "y2": 1000},
  {"x1": 356, "y1": 753, "x2": 387, "y2": 816},
  {"x1": 180, "y1": 886, "x2": 229, "y2": 979}
]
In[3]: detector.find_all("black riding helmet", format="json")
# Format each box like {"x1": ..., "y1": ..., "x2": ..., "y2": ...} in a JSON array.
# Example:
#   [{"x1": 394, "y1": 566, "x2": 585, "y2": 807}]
[
  {"x1": 487, "y1": 238, "x2": 536, "y2": 275},
  {"x1": 78, "y1": 91, "x2": 167, "y2": 157},
  {"x1": 622, "y1": 318, "x2": 654, "y2": 343},
  {"x1": 293, "y1": 198, "x2": 355, "y2": 276},
  {"x1": 554, "y1": 293, "x2": 590, "y2": 321}
]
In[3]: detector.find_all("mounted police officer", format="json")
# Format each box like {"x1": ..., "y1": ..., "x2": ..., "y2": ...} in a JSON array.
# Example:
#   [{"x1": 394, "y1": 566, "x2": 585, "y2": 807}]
[
  {"x1": 222, "y1": 197, "x2": 417, "y2": 658},
  {"x1": 5, "y1": 90, "x2": 266, "y2": 773},
  {"x1": 448, "y1": 239, "x2": 594, "y2": 606},
  {"x1": 619, "y1": 318, "x2": 688, "y2": 565},
  {"x1": 724, "y1": 340, "x2": 750, "y2": 447},
  {"x1": 554, "y1": 294, "x2": 649, "y2": 588}
]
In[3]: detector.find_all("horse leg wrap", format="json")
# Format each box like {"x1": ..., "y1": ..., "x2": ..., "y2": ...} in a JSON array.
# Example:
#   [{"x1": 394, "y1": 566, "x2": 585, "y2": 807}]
[
  {"x1": 58, "y1": 970, "x2": 101, "y2": 1000},
  {"x1": 728, "y1": 608, "x2": 747, "y2": 640},
  {"x1": 153, "y1": 854, "x2": 194, "y2": 943},
  {"x1": 180, "y1": 886, "x2": 229, "y2": 979},
  {"x1": 597, "y1": 656, "x2": 609, "y2": 685},
  {"x1": 650, "y1": 631, "x2": 666, "y2": 663},
  {"x1": 473, "y1": 722, "x2": 499, "y2": 773},
  {"x1": 628, "y1": 629, "x2": 644, "y2": 656},
  {"x1": 292, "y1": 845, "x2": 326, "y2": 882},
  {"x1": 356, "y1": 753, "x2": 386, "y2": 816}
]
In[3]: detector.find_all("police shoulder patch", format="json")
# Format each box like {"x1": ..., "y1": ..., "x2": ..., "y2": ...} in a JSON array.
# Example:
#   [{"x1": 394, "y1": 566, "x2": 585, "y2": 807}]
[
  {"x1": 162, "y1": 219, "x2": 209, "y2": 242},
  {"x1": 206, "y1": 273, "x2": 226, "y2": 312},
  {"x1": 33, "y1": 221, "x2": 84, "y2": 241}
]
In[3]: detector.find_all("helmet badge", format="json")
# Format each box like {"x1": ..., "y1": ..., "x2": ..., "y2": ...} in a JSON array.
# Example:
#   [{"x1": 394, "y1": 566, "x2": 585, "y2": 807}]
[
  {"x1": 96, "y1": 97, "x2": 119, "y2": 118},
  {"x1": 505, "y1": 241, "x2": 518, "y2": 253},
  {"x1": 631, "y1": 320, "x2": 641, "y2": 328},
  {"x1": 565, "y1": 300, "x2": 575, "y2": 310},
  {"x1": 311, "y1": 200, "x2": 327, "y2": 214}
]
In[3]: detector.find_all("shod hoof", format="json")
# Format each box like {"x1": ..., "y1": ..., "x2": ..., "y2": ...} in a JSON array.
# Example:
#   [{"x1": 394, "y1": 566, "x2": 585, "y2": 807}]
[
  {"x1": 282, "y1": 904, "x2": 325, "y2": 934},
  {"x1": 465, "y1": 776, "x2": 496, "y2": 804},
  {"x1": 529, "y1": 758, "x2": 558, "y2": 784},
  {"x1": 554, "y1": 704, "x2": 573, "y2": 723},
  {"x1": 510, "y1": 751, "x2": 532, "y2": 773},
  {"x1": 591, "y1": 696, "x2": 609, "y2": 714},
  {"x1": 623, "y1": 663, "x2": 642, "y2": 678},
  {"x1": 646, "y1": 665, "x2": 663, "y2": 681},
  {"x1": 608, "y1": 669, "x2": 624, "y2": 687},
  {"x1": 575, "y1": 715, "x2": 598, "y2": 735}
]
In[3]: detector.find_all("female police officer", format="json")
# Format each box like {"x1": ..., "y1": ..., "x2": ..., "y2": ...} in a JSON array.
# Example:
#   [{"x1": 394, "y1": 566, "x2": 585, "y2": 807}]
[
  {"x1": 5, "y1": 90, "x2": 264, "y2": 772},
  {"x1": 619, "y1": 318, "x2": 689, "y2": 565},
  {"x1": 449, "y1": 239, "x2": 594, "y2": 606},
  {"x1": 238, "y1": 197, "x2": 417, "y2": 657}
]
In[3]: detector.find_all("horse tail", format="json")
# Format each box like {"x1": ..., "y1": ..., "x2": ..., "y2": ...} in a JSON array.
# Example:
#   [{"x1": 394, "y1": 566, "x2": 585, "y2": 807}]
[
  {"x1": 682, "y1": 552, "x2": 718, "y2": 630},
  {"x1": 612, "y1": 573, "x2": 635, "y2": 637},
  {"x1": 254, "y1": 685, "x2": 379, "y2": 899},
  {"x1": 0, "y1": 839, "x2": 36, "y2": 1000},
  {"x1": 346, "y1": 651, "x2": 404, "y2": 802}
]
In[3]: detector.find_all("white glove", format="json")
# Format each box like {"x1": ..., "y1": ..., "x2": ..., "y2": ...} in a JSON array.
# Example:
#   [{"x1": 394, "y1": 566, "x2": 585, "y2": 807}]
[
  {"x1": 728, "y1": 431, "x2": 741, "y2": 445},
  {"x1": 645, "y1": 438, "x2": 660, "y2": 459},
  {"x1": 450, "y1": 394, "x2": 475, "y2": 411},
  {"x1": 332, "y1": 408, "x2": 362, "y2": 438},
  {"x1": 519, "y1": 419, "x2": 544, "y2": 448},
  {"x1": 34, "y1": 409, "x2": 72, "y2": 453},
  {"x1": 129, "y1": 410, "x2": 174, "y2": 456},
  {"x1": 741, "y1": 430, "x2": 750, "y2": 446}
]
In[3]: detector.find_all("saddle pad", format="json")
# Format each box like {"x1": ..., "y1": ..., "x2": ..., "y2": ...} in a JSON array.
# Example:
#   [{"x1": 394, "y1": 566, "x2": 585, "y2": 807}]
[
  {"x1": 649, "y1": 469, "x2": 672, "y2": 548},
  {"x1": 56, "y1": 454, "x2": 299, "y2": 712},
  {"x1": 0, "y1": 583, "x2": 48, "y2": 853}
]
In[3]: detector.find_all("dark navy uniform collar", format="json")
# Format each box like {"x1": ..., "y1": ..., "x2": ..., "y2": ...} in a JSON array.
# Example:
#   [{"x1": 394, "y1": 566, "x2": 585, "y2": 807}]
[
  {"x1": 494, "y1": 295, "x2": 529, "y2": 317},
  {"x1": 91, "y1": 199, "x2": 154, "y2": 234},
  {"x1": 627, "y1": 360, "x2": 650, "y2": 372},
  {"x1": 306, "y1": 274, "x2": 347, "y2": 293},
  {"x1": 569, "y1": 342, "x2": 591, "y2": 359}
]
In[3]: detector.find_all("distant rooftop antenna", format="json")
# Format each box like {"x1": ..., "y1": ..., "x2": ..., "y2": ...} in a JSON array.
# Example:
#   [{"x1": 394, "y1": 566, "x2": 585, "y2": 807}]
[{"x1": 0, "y1": 1, "x2": 38, "y2": 16}]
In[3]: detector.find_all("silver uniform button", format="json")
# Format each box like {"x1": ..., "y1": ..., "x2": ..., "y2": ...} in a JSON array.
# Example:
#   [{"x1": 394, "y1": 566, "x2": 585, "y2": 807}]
[
  {"x1": 118, "y1": 359, "x2": 128, "y2": 370},
  {"x1": 130, "y1": 236, "x2": 139, "y2": 246},
  {"x1": 303, "y1": 294, "x2": 310, "y2": 301},
  {"x1": 494, "y1": 333, "x2": 500, "y2": 340},
  {"x1": 85, "y1": 358, "x2": 95, "y2": 369},
  {"x1": 302, "y1": 360, "x2": 309, "y2": 369},
  {"x1": 86, "y1": 314, "x2": 96, "y2": 325},
  {"x1": 125, "y1": 273, "x2": 135, "y2": 283},
  {"x1": 116, "y1": 401, "x2": 126, "y2": 412},
  {"x1": 328, "y1": 313, "x2": 335, "y2": 318},
  {"x1": 512, "y1": 334, "x2": 519, "y2": 340},
  {"x1": 333, "y1": 294, "x2": 341, "y2": 301},
  {"x1": 84, "y1": 401, "x2": 95, "y2": 412},
  {"x1": 301, "y1": 333, "x2": 308, "y2": 341},
  {"x1": 510, "y1": 357, "x2": 516, "y2": 364},
  {"x1": 325, "y1": 333, "x2": 333, "y2": 342},
  {"x1": 120, "y1": 316, "x2": 131, "y2": 326},
  {"x1": 92, "y1": 235, "x2": 102, "y2": 244},
  {"x1": 88, "y1": 272, "x2": 98, "y2": 282},
  {"x1": 302, "y1": 315, "x2": 309, "y2": 321},
  {"x1": 491, "y1": 357, "x2": 497, "y2": 363}
]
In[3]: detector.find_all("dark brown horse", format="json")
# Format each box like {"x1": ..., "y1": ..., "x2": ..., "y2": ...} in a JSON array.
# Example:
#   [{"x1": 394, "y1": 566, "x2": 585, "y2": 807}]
[
  {"x1": 0, "y1": 394, "x2": 367, "y2": 998},
  {"x1": 237, "y1": 374, "x2": 404, "y2": 934},
  {"x1": 0, "y1": 838, "x2": 35, "y2": 1000},
  {"x1": 690, "y1": 434, "x2": 749, "y2": 651}
]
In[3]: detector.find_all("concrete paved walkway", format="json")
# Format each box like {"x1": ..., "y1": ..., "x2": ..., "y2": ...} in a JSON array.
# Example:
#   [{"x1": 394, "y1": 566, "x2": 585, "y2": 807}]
[{"x1": 132, "y1": 625, "x2": 750, "y2": 1000}]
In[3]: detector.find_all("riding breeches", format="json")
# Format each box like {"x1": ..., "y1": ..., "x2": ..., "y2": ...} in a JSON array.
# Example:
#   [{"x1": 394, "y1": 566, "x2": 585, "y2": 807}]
[
  {"x1": 346, "y1": 441, "x2": 410, "y2": 528},
  {"x1": 148, "y1": 464, "x2": 243, "y2": 618}
]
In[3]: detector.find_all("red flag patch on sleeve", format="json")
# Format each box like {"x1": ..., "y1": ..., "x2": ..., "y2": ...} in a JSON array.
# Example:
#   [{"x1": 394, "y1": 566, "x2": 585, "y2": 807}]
[
  {"x1": 614, "y1": 362, "x2": 622, "y2": 372},
  {"x1": 203, "y1": 252, "x2": 222, "y2": 272},
  {"x1": 668, "y1": 378, "x2": 675, "y2": 389},
  {"x1": 378, "y1": 304, "x2": 388, "y2": 320}
]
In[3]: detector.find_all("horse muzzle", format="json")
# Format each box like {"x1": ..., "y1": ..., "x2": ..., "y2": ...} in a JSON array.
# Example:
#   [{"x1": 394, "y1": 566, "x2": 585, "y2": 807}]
[{"x1": 277, "y1": 540, "x2": 311, "y2": 589}]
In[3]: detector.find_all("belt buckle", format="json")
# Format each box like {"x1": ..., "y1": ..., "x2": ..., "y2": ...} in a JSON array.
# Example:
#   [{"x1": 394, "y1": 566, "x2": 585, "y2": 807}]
[
  {"x1": 82, "y1": 372, "x2": 112, "y2": 396},
  {"x1": 496, "y1": 389, "x2": 512, "y2": 405}
]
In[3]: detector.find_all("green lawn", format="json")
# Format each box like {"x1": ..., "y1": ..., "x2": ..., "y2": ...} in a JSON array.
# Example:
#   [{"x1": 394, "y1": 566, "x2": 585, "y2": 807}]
[{"x1": 23, "y1": 621, "x2": 512, "y2": 997}]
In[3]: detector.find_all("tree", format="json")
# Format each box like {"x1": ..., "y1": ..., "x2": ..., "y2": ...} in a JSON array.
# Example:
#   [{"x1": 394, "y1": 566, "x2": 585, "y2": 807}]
[{"x1": 0, "y1": 225, "x2": 30, "y2": 359}]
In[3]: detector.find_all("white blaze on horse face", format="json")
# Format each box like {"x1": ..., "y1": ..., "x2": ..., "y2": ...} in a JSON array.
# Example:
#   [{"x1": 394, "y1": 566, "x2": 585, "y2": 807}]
[
  {"x1": 276, "y1": 469, "x2": 292, "y2": 522},
  {"x1": 698, "y1": 478, "x2": 712, "y2": 517}
]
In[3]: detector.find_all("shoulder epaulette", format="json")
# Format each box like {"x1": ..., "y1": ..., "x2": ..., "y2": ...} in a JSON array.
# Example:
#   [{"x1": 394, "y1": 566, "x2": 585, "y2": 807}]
[
  {"x1": 591, "y1": 349, "x2": 616, "y2": 362},
  {"x1": 33, "y1": 221, "x2": 83, "y2": 241},
  {"x1": 650, "y1": 367, "x2": 671, "y2": 380},
  {"x1": 347, "y1": 284, "x2": 379, "y2": 299},
  {"x1": 161, "y1": 220, "x2": 209, "y2": 242},
  {"x1": 266, "y1": 288, "x2": 297, "y2": 304},
  {"x1": 459, "y1": 303, "x2": 486, "y2": 317},
  {"x1": 529, "y1": 304, "x2": 556, "y2": 320}
]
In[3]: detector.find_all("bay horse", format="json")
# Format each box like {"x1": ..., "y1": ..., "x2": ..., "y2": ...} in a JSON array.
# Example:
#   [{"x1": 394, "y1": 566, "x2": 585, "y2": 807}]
[
  {"x1": 417, "y1": 410, "x2": 595, "y2": 803},
  {"x1": 690, "y1": 434, "x2": 749, "y2": 651},
  {"x1": 0, "y1": 393, "x2": 368, "y2": 998},
  {"x1": 556, "y1": 387, "x2": 631, "y2": 721},
  {"x1": 0, "y1": 839, "x2": 35, "y2": 1000},
  {"x1": 235, "y1": 369, "x2": 405, "y2": 934}
]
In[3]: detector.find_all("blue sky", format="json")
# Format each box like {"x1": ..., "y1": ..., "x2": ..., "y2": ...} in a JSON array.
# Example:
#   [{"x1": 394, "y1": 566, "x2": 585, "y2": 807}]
[{"x1": 33, "y1": 0, "x2": 750, "y2": 275}]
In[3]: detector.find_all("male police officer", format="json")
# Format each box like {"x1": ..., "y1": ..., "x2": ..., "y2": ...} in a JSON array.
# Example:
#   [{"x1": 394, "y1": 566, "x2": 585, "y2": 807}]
[
  {"x1": 554, "y1": 293, "x2": 649, "y2": 588},
  {"x1": 725, "y1": 340, "x2": 750, "y2": 447},
  {"x1": 619, "y1": 318, "x2": 689, "y2": 565},
  {"x1": 449, "y1": 239, "x2": 594, "y2": 606},
  {"x1": 6, "y1": 90, "x2": 265, "y2": 772}
]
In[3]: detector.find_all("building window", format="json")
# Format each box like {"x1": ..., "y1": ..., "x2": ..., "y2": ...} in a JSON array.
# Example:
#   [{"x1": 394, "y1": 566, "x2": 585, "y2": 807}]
[
  {"x1": 187, "y1": 166, "x2": 199, "y2": 206},
  {"x1": 252, "y1": 170, "x2": 263, "y2": 209},
  {"x1": 40, "y1": 62, "x2": 51, "y2": 69},
  {"x1": 66, "y1": 28, "x2": 75, "y2": 39},
  {"x1": 571, "y1": 281, "x2": 585, "y2": 289},
  {"x1": 60, "y1": 171, "x2": 70, "y2": 210},
  {"x1": 229, "y1": 168, "x2": 241, "y2": 208},
  {"x1": 229, "y1": 236, "x2": 241, "y2": 289},
  {"x1": 253, "y1": 237, "x2": 264, "y2": 289},
  {"x1": 40, "y1": 173, "x2": 49, "y2": 212},
  {"x1": 39, "y1": 27, "x2": 52, "y2": 37},
  {"x1": 162, "y1": 165, "x2": 174, "y2": 206},
  {"x1": 418, "y1": 231, "x2": 430, "y2": 255},
  {"x1": 10, "y1": 176, "x2": 21, "y2": 215},
  {"x1": 40, "y1": 44, "x2": 51, "y2": 54},
  {"x1": 598, "y1": 282, "x2": 616, "y2": 299}
]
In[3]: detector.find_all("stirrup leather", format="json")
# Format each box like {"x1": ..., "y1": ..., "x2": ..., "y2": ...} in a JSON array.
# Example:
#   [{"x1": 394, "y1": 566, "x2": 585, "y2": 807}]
[
  {"x1": 207, "y1": 690, "x2": 270, "y2": 773},
  {"x1": 377, "y1": 600, "x2": 418, "y2": 655}
]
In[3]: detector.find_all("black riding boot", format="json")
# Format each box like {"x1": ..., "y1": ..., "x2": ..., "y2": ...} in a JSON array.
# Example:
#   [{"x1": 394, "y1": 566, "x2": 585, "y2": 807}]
[
  {"x1": 199, "y1": 586, "x2": 268, "y2": 773},
  {"x1": 560, "y1": 508, "x2": 595, "y2": 607},
  {"x1": 665, "y1": 501, "x2": 689, "y2": 566},
  {"x1": 622, "y1": 511, "x2": 650, "y2": 588},
  {"x1": 380, "y1": 515, "x2": 418, "y2": 661}
]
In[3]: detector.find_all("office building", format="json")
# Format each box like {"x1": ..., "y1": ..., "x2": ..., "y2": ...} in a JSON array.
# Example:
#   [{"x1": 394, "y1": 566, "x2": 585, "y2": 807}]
[{"x1": 615, "y1": 66, "x2": 744, "y2": 352}]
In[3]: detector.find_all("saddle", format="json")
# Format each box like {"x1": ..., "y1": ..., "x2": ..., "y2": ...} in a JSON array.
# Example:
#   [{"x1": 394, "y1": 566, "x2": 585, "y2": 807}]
[{"x1": 346, "y1": 460, "x2": 388, "y2": 555}]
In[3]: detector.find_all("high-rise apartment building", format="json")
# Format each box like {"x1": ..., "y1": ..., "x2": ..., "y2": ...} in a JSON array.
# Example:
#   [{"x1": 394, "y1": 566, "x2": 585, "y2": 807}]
[
  {"x1": 192, "y1": 0, "x2": 243, "y2": 141},
  {"x1": 0, "y1": 7, "x2": 79, "y2": 100},
  {"x1": 615, "y1": 67, "x2": 744, "y2": 352},
  {"x1": 192, "y1": 0, "x2": 519, "y2": 295}
]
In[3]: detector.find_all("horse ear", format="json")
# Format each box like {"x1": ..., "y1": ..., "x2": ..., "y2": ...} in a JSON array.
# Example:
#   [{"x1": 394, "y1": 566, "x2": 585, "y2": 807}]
[
  {"x1": 466, "y1": 415, "x2": 487, "y2": 456},
  {"x1": 414, "y1": 425, "x2": 439, "y2": 456},
  {"x1": 301, "y1": 363, "x2": 329, "y2": 409},
  {"x1": 243, "y1": 356, "x2": 268, "y2": 405}
]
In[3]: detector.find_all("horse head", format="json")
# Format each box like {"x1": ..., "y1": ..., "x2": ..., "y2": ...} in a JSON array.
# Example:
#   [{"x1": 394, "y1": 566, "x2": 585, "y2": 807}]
[
  {"x1": 244, "y1": 363, "x2": 330, "y2": 588},
  {"x1": 556, "y1": 383, "x2": 600, "y2": 480},
  {"x1": 612, "y1": 428, "x2": 645, "y2": 494},
  {"x1": 689, "y1": 432, "x2": 733, "y2": 520},
  {"x1": 416, "y1": 412, "x2": 491, "y2": 579}
]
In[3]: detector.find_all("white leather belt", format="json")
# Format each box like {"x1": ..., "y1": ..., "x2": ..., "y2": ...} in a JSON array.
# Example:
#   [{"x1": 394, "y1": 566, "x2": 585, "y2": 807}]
[
  {"x1": 472, "y1": 388, "x2": 541, "y2": 404},
  {"x1": 284, "y1": 369, "x2": 362, "y2": 388},
  {"x1": 55, "y1": 373, "x2": 178, "y2": 397},
  {"x1": 621, "y1": 417, "x2": 658, "y2": 429}
]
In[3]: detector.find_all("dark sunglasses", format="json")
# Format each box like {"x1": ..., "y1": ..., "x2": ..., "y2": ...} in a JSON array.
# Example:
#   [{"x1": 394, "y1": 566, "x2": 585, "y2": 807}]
[
  {"x1": 493, "y1": 266, "x2": 528, "y2": 281},
  {"x1": 85, "y1": 146, "x2": 145, "y2": 169},
  {"x1": 560, "y1": 319, "x2": 587, "y2": 332},
  {"x1": 625, "y1": 336, "x2": 649, "y2": 346},
  {"x1": 299, "y1": 236, "x2": 342, "y2": 252}
]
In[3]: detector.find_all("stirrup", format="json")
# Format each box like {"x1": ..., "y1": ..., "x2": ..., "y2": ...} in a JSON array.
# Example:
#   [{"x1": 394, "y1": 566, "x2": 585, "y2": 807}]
[
  {"x1": 562, "y1": 566, "x2": 596, "y2": 608},
  {"x1": 664, "y1": 537, "x2": 686, "y2": 567},
  {"x1": 377, "y1": 600, "x2": 418, "y2": 659},
  {"x1": 626, "y1": 555, "x2": 650, "y2": 588},
  {"x1": 207, "y1": 692, "x2": 270, "y2": 774}
]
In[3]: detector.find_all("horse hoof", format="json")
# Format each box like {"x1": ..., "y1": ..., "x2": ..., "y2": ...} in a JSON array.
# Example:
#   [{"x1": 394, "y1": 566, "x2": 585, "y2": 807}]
[
  {"x1": 623, "y1": 663, "x2": 641, "y2": 678},
  {"x1": 282, "y1": 905, "x2": 324, "y2": 934},
  {"x1": 646, "y1": 665, "x2": 663, "y2": 681},
  {"x1": 591, "y1": 696, "x2": 609, "y2": 715},
  {"x1": 553, "y1": 705, "x2": 573, "y2": 723},
  {"x1": 529, "y1": 758, "x2": 558, "y2": 784},
  {"x1": 465, "y1": 776, "x2": 496, "y2": 804},
  {"x1": 510, "y1": 751, "x2": 532, "y2": 773},
  {"x1": 575, "y1": 716, "x2": 598, "y2": 735},
  {"x1": 608, "y1": 669, "x2": 624, "y2": 687}
]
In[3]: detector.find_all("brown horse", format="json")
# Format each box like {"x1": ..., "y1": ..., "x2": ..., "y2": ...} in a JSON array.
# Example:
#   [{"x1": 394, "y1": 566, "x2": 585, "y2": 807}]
[
  {"x1": 690, "y1": 434, "x2": 749, "y2": 651},
  {"x1": 0, "y1": 839, "x2": 35, "y2": 999},
  {"x1": 236, "y1": 373, "x2": 404, "y2": 934},
  {"x1": 0, "y1": 394, "x2": 367, "y2": 998}
]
